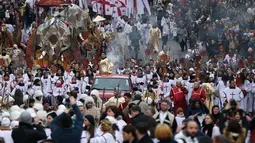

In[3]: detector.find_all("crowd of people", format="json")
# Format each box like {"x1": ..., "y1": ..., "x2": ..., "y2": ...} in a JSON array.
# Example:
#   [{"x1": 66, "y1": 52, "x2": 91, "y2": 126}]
[{"x1": 0, "y1": 0, "x2": 255, "y2": 143}]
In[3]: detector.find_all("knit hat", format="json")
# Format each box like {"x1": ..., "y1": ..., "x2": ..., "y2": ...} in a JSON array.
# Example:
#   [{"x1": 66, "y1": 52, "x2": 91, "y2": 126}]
[
  {"x1": 34, "y1": 90, "x2": 43, "y2": 97},
  {"x1": 10, "y1": 111, "x2": 21, "y2": 121},
  {"x1": 90, "y1": 89, "x2": 99, "y2": 97},
  {"x1": 85, "y1": 115, "x2": 95, "y2": 126},
  {"x1": 105, "y1": 116, "x2": 117, "y2": 124},
  {"x1": 1, "y1": 111, "x2": 10, "y2": 118},
  {"x1": 10, "y1": 121, "x2": 19, "y2": 128},
  {"x1": 1, "y1": 117, "x2": 10, "y2": 126},
  {"x1": 20, "y1": 111, "x2": 32, "y2": 124},
  {"x1": 10, "y1": 105, "x2": 21, "y2": 112},
  {"x1": 85, "y1": 96, "x2": 95, "y2": 105},
  {"x1": 33, "y1": 103, "x2": 44, "y2": 111},
  {"x1": 26, "y1": 108, "x2": 36, "y2": 118},
  {"x1": 36, "y1": 110, "x2": 47, "y2": 121}
]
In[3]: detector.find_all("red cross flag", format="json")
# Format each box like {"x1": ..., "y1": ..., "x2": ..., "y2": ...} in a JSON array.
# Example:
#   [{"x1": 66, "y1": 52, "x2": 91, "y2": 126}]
[
  {"x1": 97, "y1": 2, "x2": 104, "y2": 15},
  {"x1": 118, "y1": 6, "x2": 127, "y2": 16},
  {"x1": 112, "y1": 7, "x2": 119, "y2": 18},
  {"x1": 105, "y1": 3, "x2": 113, "y2": 15},
  {"x1": 112, "y1": 0, "x2": 126, "y2": 7}
]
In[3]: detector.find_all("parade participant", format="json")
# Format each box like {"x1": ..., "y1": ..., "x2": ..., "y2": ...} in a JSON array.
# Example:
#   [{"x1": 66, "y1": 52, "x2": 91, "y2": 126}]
[
  {"x1": 68, "y1": 76, "x2": 81, "y2": 95},
  {"x1": 129, "y1": 26, "x2": 141, "y2": 59},
  {"x1": 142, "y1": 84, "x2": 158, "y2": 107},
  {"x1": 81, "y1": 115, "x2": 96, "y2": 143},
  {"x1": 118, "y1": 93, "x2": 132, "y2": 115},
  {"x1": 161, "y1": 12, "x2": 170, "y2": 49},
  {"x1": 64, "y1": 65, "x2": 74, "y2": 83},
  {"x1": 0, "y1": 74, "x2": 13, "y2": 95},
  {"x1": 84, "y1": 96, "x2": 100, "y2": 123},
  {"x1": 170, "y1": 80, "x2": 188, "y2": 115},
  {"x1": 153, "y1": 100, "x2": 177, "y2": 133},
  {"x1": 41, "y1": 71, "x2": 52, "y2": 98},
  {"x1": 90, "y1": 89, "x2": 102, "y2": 109},
  {"x1": 90, "y1": 119, "x2": 115, "y2": 143},
  {"x1": 52, "y1": 80, "x2": 66, "y2": 98},
  {"x1": 136, "y1": 68, "x2": 146, "y2": 92},
  {"x1": 99, "y1": 52, "x2": 113, "y2": 74},
  {"x1": 149, "y1": 24, "x2": 161, "y2": 53},
  {"x1": 104, "y1": 87, "x2": 125, "y2": 107},
  {"x1": 221, "y1": 79, "x2": 244, "y2": 106},
  {"x1": 13, "y1": 78, "x2": 26, "y2": 95},
  {"x1": 191, "y1": 81, "x2": 207, "y2": 103},
  {"x1": 162, "y1": 74, "x2": 172, "y2": 96},
  {"x1": 201, "y1": 83, "x2": 216, "y2": 114}
]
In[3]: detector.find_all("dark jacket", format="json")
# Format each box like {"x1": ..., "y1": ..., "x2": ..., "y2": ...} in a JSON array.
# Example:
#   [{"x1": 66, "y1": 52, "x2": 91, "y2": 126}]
[
  {"x1": 12, "y1": 122, "x2": 47, "y2": 143},
  {"x1": 50, "y1": 104, "x2": 84, "y2": 143},
  {"x1": 123, "y1": 138, "x2": 138, "y2": 143},
  {"x1": 137, "y1": 134, "x2": 153, "y2": 143}
]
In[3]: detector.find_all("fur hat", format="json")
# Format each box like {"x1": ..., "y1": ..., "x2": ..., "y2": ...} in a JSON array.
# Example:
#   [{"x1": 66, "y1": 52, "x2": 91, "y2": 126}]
[
  {"x1": 20, "y1": 111, "x2": 32, "y2": 124},
  {"x1": 36, "y1": 110, "x2": 47, "y2": 121},
  {"x1": 1, "y1": 117, "x2": 10, "y2": 126},
  {"x1": 34, "y1": 90, "x2": 43, "y2": 97},
  {"x1": 56, "y1": 105, "x2": 66, "y2": 116},
  {"x1": 33, "y1": 103, "x2": 44, "y2": 111},
  {"x1": 90, "y1": 89, "x2": 99, "y2": 97},
  {"x1": 105, "y1": 116, "x2": 117, "y2": 124},
  {"x1": 10, "y1": 105, "x2": 21, "y2": 112},
  {"x1": 26, "y1": 108, "x2": 36, "y2": 118},
  {"x1": 10, "y1": 121, "x2": 19, "y2": 128},
  {"x1": 79, "y1": 94, "x2": 88, "y2": 101},
  {"x1": 85, "y1": 96, "x2": 95, "y2": 105},
  {"x1": 10, "y1": 111, "x2": 21, "y2": 121},
  {"x1": 3, "y1": 96, "x2": 15, "y2": 105},
  {"x1": 77, "y1": 101, "x2": 83, "y2": 106},
  {"x1": 1, "y1": 111, "x2": 10, "y2": 118}
]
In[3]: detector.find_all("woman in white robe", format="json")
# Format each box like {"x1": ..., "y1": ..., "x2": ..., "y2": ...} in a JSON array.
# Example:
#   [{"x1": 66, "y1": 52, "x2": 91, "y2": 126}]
[
  {"x1": 81, "y1": 115, "x2": 96, "y2": 143},
  {"x1": 90, "y1": 119, "x2": 116, "y2": 143}
]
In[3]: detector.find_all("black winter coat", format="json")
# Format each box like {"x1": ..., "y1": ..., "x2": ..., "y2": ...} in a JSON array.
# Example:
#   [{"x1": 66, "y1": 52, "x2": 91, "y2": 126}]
[{"x1": 12, "y1": 122, "x2": 47, "y2": 143}]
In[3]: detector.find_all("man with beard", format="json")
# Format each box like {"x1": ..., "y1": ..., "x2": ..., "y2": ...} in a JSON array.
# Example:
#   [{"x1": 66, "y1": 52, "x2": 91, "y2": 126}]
[
  {"x1": 170, "y1": 80, "x2": 188, "y2": 115},
  {"x1": 221, "y1": 79, "x2": 244, "y2": 107},
  {"x1": 153, "y1": 100, "x2": 177, "y2": 133},
  {"x1": 191, "y1": 82, "x2": 207, "y2": 103},
  {"x1": 174, "y1": 120, "x2": 199, "y2": 143}
]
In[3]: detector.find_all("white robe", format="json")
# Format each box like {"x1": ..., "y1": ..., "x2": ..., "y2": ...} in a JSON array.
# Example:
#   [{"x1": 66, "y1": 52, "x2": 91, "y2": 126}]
[
  {"x1": 81, "y1": 131, "x2": 91, "y2": 143},
  {"x1": 90, "y1": 133, "x2": 116, "y2": 143},
  {"x1": 221, "y1": 87, "x2": 244, "y2": 105},
  {"x1": 162, "y1": 81, "x2": 172, "y2": 97},
  {"x1": 0, "y1": 130, "x2": 13, "y2": 143},
  {"x1": 41, "y1": 77, "x2": 52, "y2": 97},
  {"x1": 136, "y1": 76, "x2": 147, "y2": 91},
  {"x1": 250, "y1": 82, "x2": 255, "y2": 113},
  {"x1": 216, "y1": 80, "x2": 227, "y2": 109},
  {"x1": 240, "y1": 80, "x2": 251, "y2": 112}
]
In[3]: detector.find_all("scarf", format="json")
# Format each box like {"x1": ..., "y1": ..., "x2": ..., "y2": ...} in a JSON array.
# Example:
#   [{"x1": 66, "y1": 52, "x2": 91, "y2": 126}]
[{"x1": 202, "y1": 123, "x2": 214, "y2": 138}]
